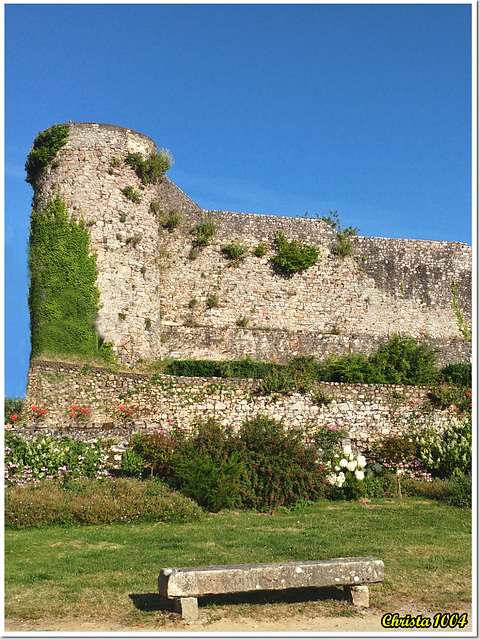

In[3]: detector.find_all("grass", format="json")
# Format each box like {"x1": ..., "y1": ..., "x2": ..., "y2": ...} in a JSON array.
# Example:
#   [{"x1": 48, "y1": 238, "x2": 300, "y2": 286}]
[{"x1": 4, "y1": 497, "x2": 471, "y2": 626}]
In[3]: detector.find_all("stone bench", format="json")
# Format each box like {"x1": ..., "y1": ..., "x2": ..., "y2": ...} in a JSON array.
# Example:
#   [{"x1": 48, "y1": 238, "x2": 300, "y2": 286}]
[{"x1": 158, "y1": 556, "x2": 384, "y2": 620}]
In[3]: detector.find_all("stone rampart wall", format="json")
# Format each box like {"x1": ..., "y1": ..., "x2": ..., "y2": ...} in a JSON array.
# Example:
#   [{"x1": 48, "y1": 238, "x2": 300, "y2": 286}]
[
  {"x1": 18, "y1": 360, "x2": 457, "y2": 453},
  {"x1": 29, "y1": 122, "x2": 471, "y2": 367}
]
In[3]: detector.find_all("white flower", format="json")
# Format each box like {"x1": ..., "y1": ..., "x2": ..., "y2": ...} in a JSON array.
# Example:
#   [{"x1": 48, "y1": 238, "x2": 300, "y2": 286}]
[
  {"x1": 326, "y1": 473, "x2": 337, "y2": 485},
  {"x1": 339, "y1": 458, "x2": 348, "y2": 468},
  {"x1": 346, "y1": 460, "x2": 357, "y2": 472},
  {"x1": 336, "y1": 472, "x2": 346, "y2": 487},
  {"x1": 343, "y1": 445, "x2": 352, "y2": 456},
  {"x1": 356, "y1": 455, "x2": 367, "y2": 469},
  {"x1": 355, "y1": 470, "x2": 365, "y2": 481},
  {"x1": 334, "y1": 465, "x2": 341, "y2": 471}
]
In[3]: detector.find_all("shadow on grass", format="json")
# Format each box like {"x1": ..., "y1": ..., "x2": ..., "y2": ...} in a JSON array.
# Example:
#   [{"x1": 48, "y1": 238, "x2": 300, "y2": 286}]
[{"x1": 129, "y1": 586, "x2": 347, "y2": 613}]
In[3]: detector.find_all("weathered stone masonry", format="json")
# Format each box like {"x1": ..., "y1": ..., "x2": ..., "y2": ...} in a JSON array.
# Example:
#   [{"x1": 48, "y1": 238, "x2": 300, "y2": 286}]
[
  {"x1": 20, "y1": 360, "x2": 456, "y2": 453},
  {"x1": 31, "y1": 122, "x2": 471, "y2": 367},
  {"x1": 22, "y1": 122, "x2": 471, "y2": 446}
]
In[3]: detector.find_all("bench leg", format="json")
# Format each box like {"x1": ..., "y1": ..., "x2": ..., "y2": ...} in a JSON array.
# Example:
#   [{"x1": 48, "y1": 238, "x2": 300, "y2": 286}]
[
  {"x1": 173, "y1": 597, "x2": 199, "y2": 620},
  {"x1": 344, "y1": 585, "x2": 369, "y2": 608}
]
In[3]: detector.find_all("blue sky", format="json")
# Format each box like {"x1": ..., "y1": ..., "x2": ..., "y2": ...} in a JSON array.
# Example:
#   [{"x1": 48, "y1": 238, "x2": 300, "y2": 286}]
[{"x1": 4, "y1": 3, "x2": 473, "y2": 398}]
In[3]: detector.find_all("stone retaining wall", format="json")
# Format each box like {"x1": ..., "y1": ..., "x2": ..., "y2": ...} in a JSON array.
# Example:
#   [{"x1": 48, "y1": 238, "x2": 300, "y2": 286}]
[{"x1": 16, "y1": 359, "x2": 457, "y2": 453}]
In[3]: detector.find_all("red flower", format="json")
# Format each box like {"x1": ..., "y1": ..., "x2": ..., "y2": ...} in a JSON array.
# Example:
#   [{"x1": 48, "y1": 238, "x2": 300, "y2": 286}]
[
  {"x1": 416, "y1": 413, "x2": 421, "y2": 417},
  {"x1": 72, "y1": 405, "x2": 78, "y2": 411},
  {"x1": 11, "y1": 414, "x2": 19, "y2": 421},
  {"x1": 453, "y1": 408, "x2": 457, "y2": 412},
  {"x1": 127, "y1": 410, "x2": 132, "y2": 415},
  {"x1": 469, "y1": 403, "x2": 472, "y2": 408},
  {"x1": 70, "y1": 412, "x2": 75, "y2": 418},
  {"x1": 120, "y1": 406, "x2": 125, "y2": 411},
  {"x1": 467, "y1": 392, "x2": 471, "y2": 397},
  {"x1": 32, "y1": 406, "x2": 38, "y2": 411},
  {"x1": 84, "y1": 408, "x2": 89, "y2": 413},
  {"x1": 40, "y1": 409, "x2": 47, "y2": 414},
  {"x1": 409, "y1": 399, "x2": 416, "y2": 404}
]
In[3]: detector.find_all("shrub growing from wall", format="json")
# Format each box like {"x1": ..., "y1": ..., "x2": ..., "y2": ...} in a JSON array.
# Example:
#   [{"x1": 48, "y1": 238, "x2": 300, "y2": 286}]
[{"x1": 25, "y1": 124, "x2": 70, "y2": 184}]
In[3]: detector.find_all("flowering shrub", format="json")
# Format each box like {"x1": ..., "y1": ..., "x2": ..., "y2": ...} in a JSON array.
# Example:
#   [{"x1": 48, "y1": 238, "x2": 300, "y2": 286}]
[
  {"x1": 234, "y1": 416, "x2": 326, "y2": 510},
  {"x1": 4, "y1": 433, "x2": 111, "y2": 486},
  {"x1": 324, "y1": 444, "x2": 370, "y2": 500},
  {"x1": 123, "y1": 416, "x2": 328, "y2": 511},
  {"x1": 411, "y1": 414, "x2": 471, "y2": 479}
]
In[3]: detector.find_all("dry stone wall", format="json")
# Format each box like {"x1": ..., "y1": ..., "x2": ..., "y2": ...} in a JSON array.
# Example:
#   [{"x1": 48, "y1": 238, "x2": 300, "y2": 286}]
[
  {"x1": 19, "y1": 360, "x2": 456, "y2": 454},
  {"x1": 30, "y1": 122, "x2": 471, "y2": 367}
]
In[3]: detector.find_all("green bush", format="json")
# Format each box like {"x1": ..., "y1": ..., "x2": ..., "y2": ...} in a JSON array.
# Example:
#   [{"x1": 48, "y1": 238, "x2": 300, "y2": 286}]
[
  {"x1": 159, "y1": 336, "x2": 443, "y2": 388},
  {"x1": 440, "y1": 362, "x2": 472, "y2": 387},
  {"x1": 125, "y1": 148, "x2": 174, "y2": 184},
  {"x1": 446, "y1": 474, "x2": 471, "y2": 509},
  {"x1": 25, "y1": 124, "x2": 70, "y2": 184},
  {"x1": 172, "y1": 452, "x2": 245, "y2": 512},
  {"x1": 120, "y1": 449, "x2": 144, "y2": 478},
  {"x1": 191, "y1": 218, "x2": 217, "y2": 248},
  {"x1": 206, "y1": 293, "x2": 219, "y2": 309},
  {"x1": 271, "y1": 231, "x2": 319, "y2": 276},
  {"x1": 320, "y1": 210, "x2": 359, "y2": 259},
  {"x1": 121, "y1": 186, "x2": 141, "y2": 203},
  {"x1": 253, "y1": 242, "x2": 267, "y2": 257},
  {"x1": 5, "y1": 477, "x2": 201, "y2": 527},
  {"x1": 162, "y1": 209, "x2": 181, "y2": 231},
  {"x1": 221, "y1": 242, "x2": 247, "y2": 263},
  {"x1": 366, "y1": 334, "x2": 439, "y2": 385}
]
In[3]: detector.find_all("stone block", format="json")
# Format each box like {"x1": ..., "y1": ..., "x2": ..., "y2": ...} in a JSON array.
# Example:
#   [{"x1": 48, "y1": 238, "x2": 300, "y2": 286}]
[
  {"x1": 345, "y1": 584, "x2": 370, "y2": 608},
  {"x1": 173, "y1": 597, "x2": 199, "y2": 621}
]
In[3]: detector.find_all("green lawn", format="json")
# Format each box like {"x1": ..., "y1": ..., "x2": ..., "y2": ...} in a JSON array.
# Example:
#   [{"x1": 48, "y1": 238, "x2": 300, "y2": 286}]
[{"x1": 5, "y1": 497, "x2": 472, "y2": 624}]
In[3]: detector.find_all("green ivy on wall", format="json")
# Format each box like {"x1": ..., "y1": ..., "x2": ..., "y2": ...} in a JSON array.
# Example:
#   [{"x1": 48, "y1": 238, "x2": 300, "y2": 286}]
[
  {"x1": 25, "y1": 124, "x2": 70, "y2": 185},
  {"x1": 28, "y1": 196, "x2": 101, "y2": 359}
]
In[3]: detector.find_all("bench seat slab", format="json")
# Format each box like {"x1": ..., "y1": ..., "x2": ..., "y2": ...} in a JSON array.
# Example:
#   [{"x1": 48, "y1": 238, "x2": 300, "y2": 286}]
[{"x1": 159, "y1": 557, "x2": 384, "y2": 599}]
